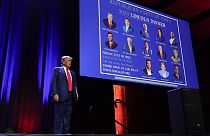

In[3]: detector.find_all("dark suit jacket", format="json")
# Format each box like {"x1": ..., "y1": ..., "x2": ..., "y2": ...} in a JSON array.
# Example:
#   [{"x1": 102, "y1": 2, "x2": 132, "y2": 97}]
[
  {"x1": 143, "y1": 68, "x2": 153, "y2": 76},
  {"x1": 142, "y1": 47, "x2": 152, "y2": 56},
  {"x1": 173, "y1": 73, "x2": 181, "y2": 80},
  {"x1": 50, "y1": 67, "x2": 77, "y2": 102},
  {"x1": 140, "y1": 30, "x2": 149, "y2": 38},
  {"x1": 169, "y1": 38, "x2": 177, "y2": 45},
  {"x1": 157, "y1": 51, "x2": 167, "y2": 60},
  {"x1": 103, "y1": 19, "x2": 116, "y2": 29},
  {"x1": 124, "y1": 44, "x2": 135, "y2": 53},
  {"x1": 105, "y1": 41, "x2": 118, "y2": 49}
]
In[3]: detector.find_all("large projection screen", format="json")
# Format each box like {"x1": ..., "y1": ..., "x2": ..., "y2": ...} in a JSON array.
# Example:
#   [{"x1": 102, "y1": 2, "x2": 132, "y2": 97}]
[{"x1": 80, "y1": 0, "x2": 199, "y2": 89}]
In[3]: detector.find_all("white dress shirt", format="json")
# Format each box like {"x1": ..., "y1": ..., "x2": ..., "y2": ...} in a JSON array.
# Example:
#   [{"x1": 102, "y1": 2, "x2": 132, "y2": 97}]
[
  {"x1": 125, "y1": 26, "x2": 129, "y2": 33},
  {"x1": 63, "y1": 66, "x2": 72, "y2": 81},
  {"x1": 146, "y1": 68, "x2": 152, "y2": 76}
]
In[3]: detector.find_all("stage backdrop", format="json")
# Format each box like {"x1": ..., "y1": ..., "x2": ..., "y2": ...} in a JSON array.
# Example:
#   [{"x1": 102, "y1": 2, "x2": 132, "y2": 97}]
[{"x1": 0, "y1": 0, "x2": 74, "y2": 133}]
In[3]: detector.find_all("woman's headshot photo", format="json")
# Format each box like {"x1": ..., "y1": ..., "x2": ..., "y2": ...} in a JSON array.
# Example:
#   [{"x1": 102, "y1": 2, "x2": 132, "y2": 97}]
[{"x1": 156, "y1": 28, "x2": 165, "y2": 42}]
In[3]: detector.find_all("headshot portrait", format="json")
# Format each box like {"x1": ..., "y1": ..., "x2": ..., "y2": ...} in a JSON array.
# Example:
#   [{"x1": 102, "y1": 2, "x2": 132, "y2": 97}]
[
  {"x1": 105, "y1": 32, "x2": 118, "y2": 49},
  {"x1": 171, "y1": 49, "x2": 180, "y2": 63},
  {"x1": 122, "y1": 18, "x2": 134, "y2": 34},
  {"x1": 156, "y1": 28, "x2": 165, "y2": 42},
  {"x1": 103, "y1": 13, "x2": 116, "y2": 29},
  {"x1": 124, "y1": 37, "x2": 135, "y2": 53},
  {"x1": 157, "y1": 45, "x2": 166, "y2": 60},
  {"x1": 140, "y1": 23, "x2": 149, "y2": 38},
  {"x1": 143, "y1": 59, "x2": 153, "y2": 76},
  {"x1": 142, "y1": 41, "x2": 152, "y2": 57},
  {"x1": 169, "y1": 32, "x2": 177, "y2": 45},
  {"x1": 173, "y1": 64, "x2": 181, "y2": 80},
  {"x1": 158, "y1": 62, "x2": 169, "y2": 78}
]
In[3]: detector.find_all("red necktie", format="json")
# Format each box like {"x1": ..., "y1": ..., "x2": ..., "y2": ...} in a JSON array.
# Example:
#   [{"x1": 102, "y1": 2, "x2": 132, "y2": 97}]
[
  {"x1": 109, "y1": 23, "x2": 112, "y2": 29},
  {"x1": 160, "y1": 53, "x2": 163, "y2": 59},
  {"x1": 66, "y1": 68, "x2": 72, "y2": 92},
  {"x1": 110, "y1": 42, "x2": 113, "y2": 49}
]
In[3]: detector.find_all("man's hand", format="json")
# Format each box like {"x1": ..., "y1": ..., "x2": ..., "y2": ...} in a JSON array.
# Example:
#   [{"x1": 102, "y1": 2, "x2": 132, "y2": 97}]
[
  {"x1": 53, "y1": 94, "x2": 59, "y2": 101},
  {"x1": 75, "y1": 96, "x2": 79, "y2": 102}
]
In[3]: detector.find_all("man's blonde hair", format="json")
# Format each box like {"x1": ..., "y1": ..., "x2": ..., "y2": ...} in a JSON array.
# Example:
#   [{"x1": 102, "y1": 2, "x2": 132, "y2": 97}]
[{"x1": 61, "y1": 56, "x2": 73, "y2": 65}]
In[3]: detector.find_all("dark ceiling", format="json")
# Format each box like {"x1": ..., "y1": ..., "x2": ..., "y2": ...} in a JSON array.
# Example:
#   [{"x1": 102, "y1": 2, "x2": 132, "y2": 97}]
[{"x1": 130, "y1": 0, "x2": 210, "y2": 40}]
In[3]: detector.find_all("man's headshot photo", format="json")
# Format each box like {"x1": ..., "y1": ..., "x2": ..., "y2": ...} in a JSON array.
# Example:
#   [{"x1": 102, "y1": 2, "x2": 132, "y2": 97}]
[
  {"x1": 124, "y1": 37, "x2": 135, "y2": 53},
  {"x1": 103, "y1": 13, "x2": 116, "y2": 29},
  {"x1": 142, "y1": 41, "x2": 152, "y2": 57},
  {"x1": 156, "y1": 28, "x2": 165, "y2": 42},
  {"x1": 122, "y1": 18, "x2": 134, "y2": 34},
  {"x1": 173, "y1": 64, "x2": 181, "y2": 80},
  {"x1": 105, "y1": 32, "x2": 118, "y2": 49},
  {"x1": 140, "y1": 23, "x2": 149, "y2": 38},
  {"x1": 169, "y1": 32, "x2": 177, "y2": 45},
  {"x1": 158, "y1": 62, "x2": 169, "y2": 78},
  {"x1": 143, "y1": 59, "x2": 153, "y2": 76},
  {"x1": 157, "y1": 45, "x2": 166, "y2": 60},
  {"x1": 171, "y1": 49, "x2": 180, "y2": 63}
]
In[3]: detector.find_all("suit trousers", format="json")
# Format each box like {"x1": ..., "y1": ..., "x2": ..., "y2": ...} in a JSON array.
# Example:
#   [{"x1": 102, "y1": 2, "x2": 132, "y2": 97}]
[{"x1": 54, "y1": 93, "x2": 73, "y2": 134}]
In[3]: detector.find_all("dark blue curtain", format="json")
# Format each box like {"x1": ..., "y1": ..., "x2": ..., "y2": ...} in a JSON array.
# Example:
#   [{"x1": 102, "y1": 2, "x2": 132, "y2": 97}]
[{"x1": 0, "y1": 0, "x2": 67, "y2": 133}]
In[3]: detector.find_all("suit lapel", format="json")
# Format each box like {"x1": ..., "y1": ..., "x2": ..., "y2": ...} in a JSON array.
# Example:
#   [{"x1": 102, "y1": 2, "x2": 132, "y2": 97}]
[
  {"x1": 60, "y1": 67, "x2": 68, "y2": 83},
  {"x1": 60, "y1": 67, "x2": 75, "y2": 88},
  {"x1": 127, "y1": 26, "x2": 131, "y2": 33}
]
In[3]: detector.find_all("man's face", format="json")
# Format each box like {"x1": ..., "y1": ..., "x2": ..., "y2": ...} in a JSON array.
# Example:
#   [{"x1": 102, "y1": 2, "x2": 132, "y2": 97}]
[
  {"x1": 145, "y1": 42, "x2": 149, "y2": 48},
  {"x1": 174, "y1": 50, "x2": 178, "y2": 57},
  {"x1": 108, "y1": 34, "x2": 113, "y2": 41},
  {"x1": 170, "y1": 32, "x2": 174, "y2": 38},
  {"x1": 143, "y1": 24, "x2": 147, "y2": 31},
  {"x1": 125, "y1": 19, "x2": 130, "y2": 26},
  {"x1": 158, "y1": 29, "x2": 162, "y2": 36},
  {"x1": 158, "y1": 45, "x2": 162, "y2": 52},
  {"x1": 63, "y1": 58, "x2": 72, "y2": 68},
  {"x1": 161, "y1": 64, "x2": 166, "y2": 72},
  {"x1": 146, "y1": 61, "x2": 151, "y2": 69},
  {"x1": 174, "y1": 66, "x2": 179, "y2": 75},
  {"x1": 108, "y1": 14, "x2": 113, "y2": 21}
]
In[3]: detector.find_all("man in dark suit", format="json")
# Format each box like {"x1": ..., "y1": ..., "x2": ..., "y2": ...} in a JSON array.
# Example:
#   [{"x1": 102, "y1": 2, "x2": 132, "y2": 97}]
[
  {"x1": 140, "y1": 23, "x2": 149, "y2": 38},
  {"x1": 142, "y1": 59, "x2": 153, "y2": 76},
  {"x1": 157, "y1": 45, "x2": 166, "y2": 60},
  {"x1": 103, "y1": 13, "x2": 116, "y2": 29},
  {"x1": 124, "y1": 37, "x2": 135, "y2": 53},
  {"x1": 142, "y1": 41, "x2": 152, "y2": 57},
  {"x1": 173, "y1": 64, "x2": 181, "y2": 80},
  {"x1": 50, "y1": 56, "x2": 78, "y2": 134},
  {"x1": 105, "y1": 32, "x2": 118, "y2": 49},
  {"x1": 169, "y1": 32, "x2": 177, "y2": 45}
]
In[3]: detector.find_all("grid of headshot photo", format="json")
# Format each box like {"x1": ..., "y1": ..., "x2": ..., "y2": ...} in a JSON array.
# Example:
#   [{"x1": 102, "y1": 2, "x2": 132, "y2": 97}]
[{"x1": 99, "y1": 2, "x2": 186, "y2": 86}]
